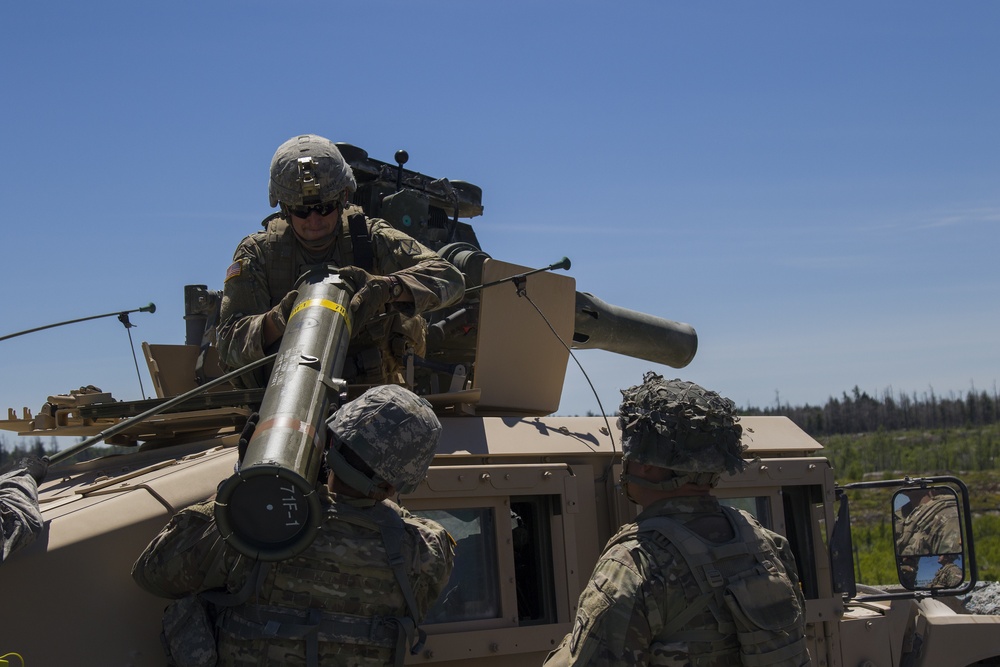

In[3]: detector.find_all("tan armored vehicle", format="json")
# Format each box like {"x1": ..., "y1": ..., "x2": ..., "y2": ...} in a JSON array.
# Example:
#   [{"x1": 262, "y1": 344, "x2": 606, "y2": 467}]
[{"x1": 2, "y1": 147, "x2": 998, "y2": 666}]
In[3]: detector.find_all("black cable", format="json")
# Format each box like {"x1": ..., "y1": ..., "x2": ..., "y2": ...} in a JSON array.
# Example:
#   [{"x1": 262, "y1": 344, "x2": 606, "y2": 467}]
[
  {"x1": 119, "y1": 313, "x2": 147, "y2": 399},
  {"x1": 517, "y1": 290, "x2": 618, "y2": 457}
]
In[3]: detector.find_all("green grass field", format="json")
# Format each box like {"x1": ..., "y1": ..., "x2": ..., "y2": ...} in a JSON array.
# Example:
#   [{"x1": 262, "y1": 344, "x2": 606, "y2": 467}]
[{"x1": 817, "y1": 425, "x2": 1000, "y2": 584}]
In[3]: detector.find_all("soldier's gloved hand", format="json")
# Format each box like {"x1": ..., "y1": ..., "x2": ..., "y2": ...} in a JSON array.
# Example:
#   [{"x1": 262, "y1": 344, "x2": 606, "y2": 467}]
[
  {"x1": 15, "y1": 456, "x2": 48, "y2": 485},
  {"x1": 267, "y1": 289, "x2": 299, "y2": 336},
  {"x1": 338, "y1": 267, "x2": 394, "y2": 331}
]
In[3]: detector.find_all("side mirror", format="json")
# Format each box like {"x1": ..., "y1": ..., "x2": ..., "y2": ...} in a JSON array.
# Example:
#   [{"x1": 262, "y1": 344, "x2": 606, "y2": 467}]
[
  {"x1": 892, "y1": 485, "x2": 964, "y2": 590},
  {"x1": 836, "y1": 475, "x2": 976, "y2": 601}
]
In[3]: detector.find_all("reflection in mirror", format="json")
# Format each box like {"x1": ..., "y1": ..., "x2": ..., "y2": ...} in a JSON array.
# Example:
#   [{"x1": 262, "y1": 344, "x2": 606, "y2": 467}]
[
  {"x1": 892, "y1": 486, "x2": 964, "y2": 590},
  {"x1": 415, "y1": 508, "x2": 501, "y2": 624}
]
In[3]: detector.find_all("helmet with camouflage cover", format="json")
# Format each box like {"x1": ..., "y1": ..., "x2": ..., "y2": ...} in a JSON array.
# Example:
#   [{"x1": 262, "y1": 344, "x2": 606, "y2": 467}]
[
  {"x1": 268, "y1": 134, "x2": 358, "y2": 208},
  {"x1": 618, "y1": 372, "x2": 747, "y2": 489},
  {"x1": 326, "y1": 384, "x2": 441, "y2": 496}
]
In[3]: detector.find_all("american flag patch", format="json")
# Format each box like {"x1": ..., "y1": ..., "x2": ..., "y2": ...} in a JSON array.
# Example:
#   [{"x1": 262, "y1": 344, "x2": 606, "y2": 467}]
[{"x1": 225, "y1": 260, "x2": 243, "y2": 282}]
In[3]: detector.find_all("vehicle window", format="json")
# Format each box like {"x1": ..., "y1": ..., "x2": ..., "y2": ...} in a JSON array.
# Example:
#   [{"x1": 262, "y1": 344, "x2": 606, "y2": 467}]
[
  {"x1": 416, "y1": 508, "x2": 501, "y2": 624},
  {"x1": 511, "y1": 496, "x2": 557, "y2": 626}
]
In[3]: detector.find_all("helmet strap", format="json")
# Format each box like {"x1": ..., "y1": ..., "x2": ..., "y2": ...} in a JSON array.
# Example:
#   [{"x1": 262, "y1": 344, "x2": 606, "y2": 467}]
[{"x1": 327, "y1": 445, "x2": 379, "y2": 498}]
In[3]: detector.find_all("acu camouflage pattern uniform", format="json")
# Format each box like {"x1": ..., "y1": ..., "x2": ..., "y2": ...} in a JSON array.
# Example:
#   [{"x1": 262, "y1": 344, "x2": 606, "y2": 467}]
[
  {"x1": 132, "y1": 385, "x2": 455, "y2": 666},
  {"x1": 545, "y1": 374, "x2": 809, "y2": 667},
  {"x1": 218, "y1": 205, "x2": 463, "y2": 387},
  {"x1": 132, "y1": 489, "x2": 452, "y2": 666},
  {"x1": 0, "y1": 464, "x2": 44, "y2": 563}
]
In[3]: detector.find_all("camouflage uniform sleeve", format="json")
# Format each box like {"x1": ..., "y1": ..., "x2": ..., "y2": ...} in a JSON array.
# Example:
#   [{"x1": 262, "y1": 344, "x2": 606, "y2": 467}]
[
  {"x1": 0, "y1": 469, "x2": 44, "y2": 563},
  {"x1": 544, "y1": 542, "x2": 657, "y2": 666},
  {"x1": 404, "y1": 513, "x2": 456, "y2": 618},
  {"x1": 217, "y1": 235, "x2": 273, "y2": 371},
  {"x1": 764, "y1": 527, "x2": 807, "y2": 613},
  {"x1": 368, "y1": 219, "x2": 464, "y2": 316},
  {"x1": 132, "y1": 500, "x2": 245, "y2": 599}
]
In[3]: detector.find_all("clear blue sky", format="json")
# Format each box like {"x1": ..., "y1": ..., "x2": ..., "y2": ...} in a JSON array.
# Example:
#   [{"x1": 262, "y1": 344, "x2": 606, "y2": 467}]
[{"x1": 2, "y1": 2, "x2": 998, "y2": 449}]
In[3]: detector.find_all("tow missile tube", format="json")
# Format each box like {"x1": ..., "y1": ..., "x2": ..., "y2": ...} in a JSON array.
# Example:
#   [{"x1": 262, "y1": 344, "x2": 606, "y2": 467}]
[
  {"x1": 214, "y1": 266, "x2": 353, "y2": 561},
  {"x1": 438, "y1": 243, "x2": 698, "y2": 369}
]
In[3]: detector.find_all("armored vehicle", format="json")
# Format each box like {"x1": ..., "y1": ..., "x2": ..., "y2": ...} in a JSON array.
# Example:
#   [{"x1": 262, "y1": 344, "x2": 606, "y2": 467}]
[{"x1": 2, "y1": 147, "x2": 998, "y2": 666}]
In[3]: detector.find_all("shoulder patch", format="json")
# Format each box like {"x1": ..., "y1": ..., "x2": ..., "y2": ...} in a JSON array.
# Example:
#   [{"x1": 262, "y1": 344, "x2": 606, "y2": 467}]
[{"x1": 225, "y1": 260, "x2": 244, "y2": 282}]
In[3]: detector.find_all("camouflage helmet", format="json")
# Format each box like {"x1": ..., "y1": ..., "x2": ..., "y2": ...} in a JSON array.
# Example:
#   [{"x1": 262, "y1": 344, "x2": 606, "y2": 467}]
[
  {"x1": 326, "y1": 384, "x2": 441, "y2": 496},
  {"x1": 268, "y1": 134, "x2": 357, "y2": 208},
  {"x1": 618, "y1": 373, "x2": 747, "y2": 483}
]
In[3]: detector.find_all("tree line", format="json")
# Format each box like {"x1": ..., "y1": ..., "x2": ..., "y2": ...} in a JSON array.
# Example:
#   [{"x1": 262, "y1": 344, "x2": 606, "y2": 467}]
[
  {"x1": 741, "y1": 385, "x2": 1000, "y2": 436},
  {"x1": 5, "y1": 384, "x2": 999, "y2": 464},
  {"x1": 0, "y1": 435, "x2": 116, "y2": 467}
]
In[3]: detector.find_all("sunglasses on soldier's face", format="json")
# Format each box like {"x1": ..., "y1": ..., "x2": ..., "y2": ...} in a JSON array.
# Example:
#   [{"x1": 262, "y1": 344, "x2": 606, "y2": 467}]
[{"x1": 288, "y1": 201, "x2": 340, "y2": 218}]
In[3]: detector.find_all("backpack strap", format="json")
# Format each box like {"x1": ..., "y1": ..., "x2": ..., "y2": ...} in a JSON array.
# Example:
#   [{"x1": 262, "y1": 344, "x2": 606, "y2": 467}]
[
  {"x1": 633, "y1": 514, "x2": 742, "y2": 639},
  {"x1": 201, "y1": 560, "x2": 270, "y2": 608},
  {"x1": 333, "y1": 502, "x2": 426, "y2": 663},
  {"x1": 348, "y1": 213, "x2": 375, "y2": 272}
]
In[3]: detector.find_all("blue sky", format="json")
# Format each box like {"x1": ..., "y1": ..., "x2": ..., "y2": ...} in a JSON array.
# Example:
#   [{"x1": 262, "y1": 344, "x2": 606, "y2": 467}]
[{"x1": 2, "y1": 3, "x2": 998, "y2": 449}]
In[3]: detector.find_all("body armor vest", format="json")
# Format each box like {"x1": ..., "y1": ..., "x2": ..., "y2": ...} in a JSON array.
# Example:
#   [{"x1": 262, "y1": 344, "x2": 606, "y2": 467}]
[
  {"x1": 612, "y1": 506, "x2": 809, "y2": 667},
  {"x1": 258, "y1": 211, "x2": 423, "y2": 385},
  {"x1": 260, "y1": 212, "x2": 361, "y2": 304},
  {"x1": 214, "y1": 501, "x2": 424, "y2": 667}
]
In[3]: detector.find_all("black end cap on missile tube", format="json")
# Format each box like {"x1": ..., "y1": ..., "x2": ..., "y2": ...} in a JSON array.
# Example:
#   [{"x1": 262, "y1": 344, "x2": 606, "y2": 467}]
[{"x1": 214, "y1": 464, "x2": 324, "y2": 561}]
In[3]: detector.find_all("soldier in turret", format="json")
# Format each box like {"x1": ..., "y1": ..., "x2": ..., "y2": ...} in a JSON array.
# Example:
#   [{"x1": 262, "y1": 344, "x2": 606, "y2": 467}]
[
  {"x1": 218, "y1": 133, "x2": 464, "y2": 388},
  {"x1": 544, "y1": 373, "x2": 809, "y2": 667},
  {"x1": 132, "y1": 385, "x2": 455, "y2": 666},
  {"x1": 0, "y1": 454, "x2": 46, "y2": 563}
]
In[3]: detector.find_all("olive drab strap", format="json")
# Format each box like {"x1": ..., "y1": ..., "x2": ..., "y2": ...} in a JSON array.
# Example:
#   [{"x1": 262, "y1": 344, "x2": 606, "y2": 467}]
[
  {"x1": 200, "y1": 560, "x2": 271, "y2": 609},
  {"x1": 262, "y1": 216, "x2": 298, "y2": 305},
  {"x1": 348, "y1": 212, "x2": 375, "y2": 273},
  {"x1": 622, "y1": 507, "x2": 809, "y2": 667}
]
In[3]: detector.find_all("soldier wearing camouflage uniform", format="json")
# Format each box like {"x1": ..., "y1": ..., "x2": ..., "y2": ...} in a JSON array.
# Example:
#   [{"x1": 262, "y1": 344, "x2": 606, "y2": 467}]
[
  {"x1": 218, "y1": 134, "x2": 464, "y2": 388},
  {"x1": 545, "y1": 373, "x2": 809, "y2": 667},
  {"x1": 132, "y1": 385, "x2": 455, "y2": 667},
  {"x1": 0, "y1": 455, "x2": 46, "y2": 563}
]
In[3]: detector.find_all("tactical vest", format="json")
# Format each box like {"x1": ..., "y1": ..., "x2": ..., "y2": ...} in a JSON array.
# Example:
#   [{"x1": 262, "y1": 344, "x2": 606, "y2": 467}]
[
  {"x1": 612, "y1": 506, "x2": 809, "y2": 667},
  {"x1": 898, "y1": 495, "x2": 960, "y2": 556},
  {"x1": 260, "y1": 212, "x2": 365, "y2": 304},
  {"x1": 258, "y1": 211, "x2": 424, "y2": 385},
  {"x1": 214, "y1": 501, "x2": 425, "y2": 667}
]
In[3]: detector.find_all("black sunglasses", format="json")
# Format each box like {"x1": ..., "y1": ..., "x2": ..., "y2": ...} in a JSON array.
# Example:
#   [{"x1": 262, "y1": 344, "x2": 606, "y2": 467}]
[{"x1": 288, "y1": 201, "x2": 340, "y2": 218}]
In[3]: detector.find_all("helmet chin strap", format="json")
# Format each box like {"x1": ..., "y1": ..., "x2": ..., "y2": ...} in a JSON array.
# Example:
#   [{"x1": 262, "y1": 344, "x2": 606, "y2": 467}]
[{"x1": 327, "y1": 446, "x2": 379, "y2": 498}]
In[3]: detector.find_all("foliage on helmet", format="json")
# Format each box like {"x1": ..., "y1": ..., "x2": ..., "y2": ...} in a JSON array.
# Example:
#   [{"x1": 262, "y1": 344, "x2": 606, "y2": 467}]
[
  {"x1": 326, "y1": 384, "x2": 441, "y2": 494},
  {"x1": 268, "y1": 134, "x2": 358, "y2": 208},
  {"x1": 618, "y1": 372, "x2": 747, "y2": 476}
]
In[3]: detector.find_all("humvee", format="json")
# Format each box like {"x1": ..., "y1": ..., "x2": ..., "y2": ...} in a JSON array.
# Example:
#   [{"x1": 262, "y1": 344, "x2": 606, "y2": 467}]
[{"x1": 2, "y1": 146, "x2": 998, "y2": 666}]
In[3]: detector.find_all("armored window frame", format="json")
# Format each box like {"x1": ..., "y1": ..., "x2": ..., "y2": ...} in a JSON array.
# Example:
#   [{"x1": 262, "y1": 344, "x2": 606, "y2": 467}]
[{"x1": 400, "y1": 463, "x2": 583, "y2": 661}]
